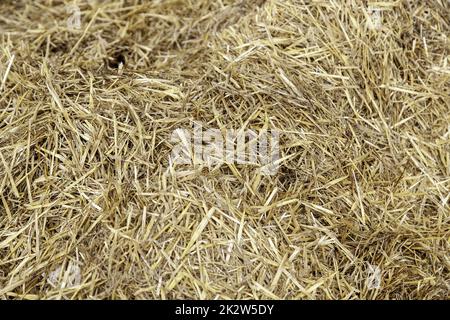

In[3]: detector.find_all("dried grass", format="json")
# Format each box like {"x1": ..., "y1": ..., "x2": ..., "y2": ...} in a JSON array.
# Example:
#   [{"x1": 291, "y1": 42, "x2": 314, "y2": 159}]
[{"x1": 0, "y1": 0, "x2": 449, "y2": 299}]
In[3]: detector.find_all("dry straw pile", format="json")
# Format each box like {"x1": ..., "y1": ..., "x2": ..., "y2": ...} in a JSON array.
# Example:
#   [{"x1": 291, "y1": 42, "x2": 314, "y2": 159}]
[{"x1": 0, "y1": 0, "x2": 449, "y2": 299}]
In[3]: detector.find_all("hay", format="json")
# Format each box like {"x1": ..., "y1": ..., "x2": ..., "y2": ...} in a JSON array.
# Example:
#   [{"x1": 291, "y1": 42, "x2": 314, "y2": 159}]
[{"x1": 0, "y1": 0, "x2": 449, "y2": 299}]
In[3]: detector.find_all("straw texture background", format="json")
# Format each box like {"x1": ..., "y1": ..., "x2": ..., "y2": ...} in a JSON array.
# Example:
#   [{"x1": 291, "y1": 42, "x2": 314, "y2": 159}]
[{"x1": 0, "y1": 0, "x2": 449, "y2": 299}]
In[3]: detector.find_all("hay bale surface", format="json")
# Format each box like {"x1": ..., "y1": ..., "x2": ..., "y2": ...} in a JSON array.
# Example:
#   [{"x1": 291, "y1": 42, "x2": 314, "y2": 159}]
[{"x1": 0, "y1": 0, "x2": 449, "y2": 299}]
